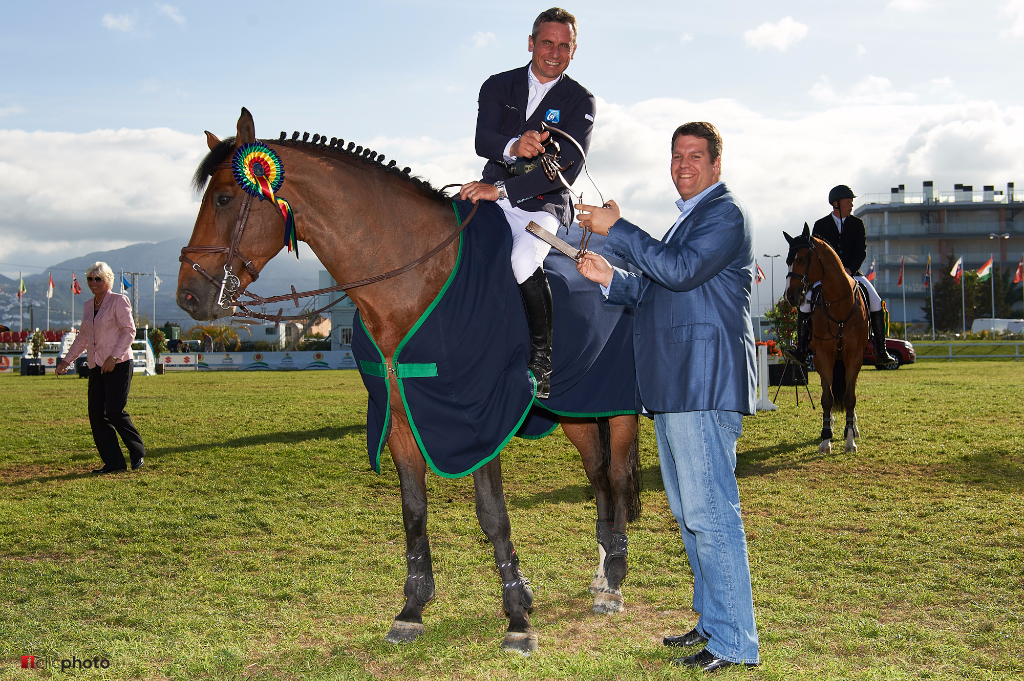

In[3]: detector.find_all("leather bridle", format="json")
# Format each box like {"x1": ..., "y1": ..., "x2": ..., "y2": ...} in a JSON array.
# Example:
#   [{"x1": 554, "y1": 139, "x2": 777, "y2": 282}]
[
  {"x1": 786, "y1": 237, "x2": 864, "y2": 348},
  {"x1": 179, "y1": 167, "x2": 478, "y2": 323}
]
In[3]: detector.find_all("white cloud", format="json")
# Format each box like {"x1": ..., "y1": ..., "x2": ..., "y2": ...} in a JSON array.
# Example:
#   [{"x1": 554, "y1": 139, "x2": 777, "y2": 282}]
[
  {"x1": 0, "y1": 128, "x2": 205, "y2": 266},
  {"x1": 472, "y1": 31, "x2": 496, "y2": 48},
  {"x1": 743, "y1": 17, "x2": 808, "y2": 52},
  {"x1": 1002, "y1": 0, "x2": 1024, "y2": 37},
  {"x1": 857, "y1": 44, "x2": 867, "y2": 57},
  {"x1": 102, "y1": 14, "x2": 135, "y2": 32},
  {"x1": 810, "y1": 75, "x2": 917, "y2": 105},
  {"x1": 887, "y1": 0, "x2": 932, "y2": 12},
  {"x1": 155, "y1": 3, "x2": 185, "y2": 25},
  {"x1": 680, "y1": 33, "x2": 693, "y2": 43},
  {"x1": 0, "y1": 106, "x2": 24, "y2": 118}
]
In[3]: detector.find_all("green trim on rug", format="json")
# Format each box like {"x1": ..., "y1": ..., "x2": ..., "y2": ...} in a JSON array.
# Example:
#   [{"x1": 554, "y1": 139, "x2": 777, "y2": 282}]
[{"x1": 357, "y1": 315, "x2": 392, "y2": 473}]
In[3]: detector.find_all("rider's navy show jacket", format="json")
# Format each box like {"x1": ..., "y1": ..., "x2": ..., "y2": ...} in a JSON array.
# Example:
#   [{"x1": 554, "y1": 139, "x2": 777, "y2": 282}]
[
  {"x1": 602, "y1": 183, "x2": 757, "y2": 415},
  {"x1": 475, "y1": 64, "x2": 595, "y2": 226}
]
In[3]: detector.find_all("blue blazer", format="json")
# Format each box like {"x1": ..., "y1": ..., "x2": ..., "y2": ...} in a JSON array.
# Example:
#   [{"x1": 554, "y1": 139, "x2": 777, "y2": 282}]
[
  {"x1": 476, "y1": 64, "x2": 595, "y2": 226},
  {"x1": 603, "y1": 183, "x2": 757, "y2": 415}
]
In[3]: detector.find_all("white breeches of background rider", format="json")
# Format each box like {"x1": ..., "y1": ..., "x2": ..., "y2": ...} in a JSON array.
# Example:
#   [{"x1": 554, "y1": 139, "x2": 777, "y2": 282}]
[
  {"x1": 498, "y1": 198, "x2": 558, "y2": 284},
  {"x1": 800, "y1": 274, "x2": 883, "y2": 313}
]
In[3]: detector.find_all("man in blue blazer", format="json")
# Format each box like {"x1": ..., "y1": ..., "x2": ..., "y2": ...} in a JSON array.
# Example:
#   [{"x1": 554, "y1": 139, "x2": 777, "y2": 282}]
[
  {"x1": 576, "y1": 122, "x2": 759, "y2": 672},
  {"x1": 460, "y1": 7, "x2": 595, "y2": 398}
]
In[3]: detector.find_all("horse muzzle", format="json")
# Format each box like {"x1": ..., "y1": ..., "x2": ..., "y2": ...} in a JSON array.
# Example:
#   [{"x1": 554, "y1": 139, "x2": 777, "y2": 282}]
[{"x1": 177, "y1": 283, "x2": 233, "y2": 321}]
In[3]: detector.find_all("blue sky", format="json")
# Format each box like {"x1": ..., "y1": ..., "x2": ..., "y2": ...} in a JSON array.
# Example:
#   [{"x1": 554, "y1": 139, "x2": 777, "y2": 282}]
[{"x1": 3, "y1": 0, "x2": 1024, "y2": 313}]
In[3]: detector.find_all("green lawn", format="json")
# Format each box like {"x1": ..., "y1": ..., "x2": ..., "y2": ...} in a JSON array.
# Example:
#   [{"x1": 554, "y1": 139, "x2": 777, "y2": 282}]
[{"x1": 1, "y1": 363, "x2": 1021, "y2": 680}]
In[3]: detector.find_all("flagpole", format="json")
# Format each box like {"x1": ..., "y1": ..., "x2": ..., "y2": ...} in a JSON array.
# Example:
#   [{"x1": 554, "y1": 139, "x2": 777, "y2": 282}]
[
  {"x1": 928, "y1": 260, "x2": 935, "y2": 340},
  {"x1": 46, "y1": 272, "x2": 50, "y2": 331},
  {"x1": 755, "y1": 264, "x2": 761, "y2": 342},
  {"x1": 70, "y1": 276, "x2": 74, "y2": 331},
  {"x1": 961, "y1": 270, "x2": 966, "y2": 338},
  {"x1": 153, "y1": 267, "x2": 157, "y2": 332},
  {"x1": 19, "y1": 271, "x2": 23, "y2": 333},
  {"x1": 990, "y1": 252, "x2": 996, "y2": 334}
]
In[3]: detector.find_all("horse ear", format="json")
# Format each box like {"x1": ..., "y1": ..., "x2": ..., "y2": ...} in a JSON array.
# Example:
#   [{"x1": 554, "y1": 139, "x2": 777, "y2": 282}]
[
  {"x1": 802, "y1": 222, "x2": 810, "y2": 239},
  {"x1": 235, "y1": 107, "x2": 256, "y2": 145},
  {"x1": 784, "y1": 231, "x2": 793, "y2": 245},
  {"x1": 204, "y1": 131, "x2": 221, "y2": 151}
]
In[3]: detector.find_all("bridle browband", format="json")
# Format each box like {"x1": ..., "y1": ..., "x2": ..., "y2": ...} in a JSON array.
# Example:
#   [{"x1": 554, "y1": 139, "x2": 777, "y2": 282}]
[{"x1": 179, "y1": 163, "x2": 478, "y2": 323}]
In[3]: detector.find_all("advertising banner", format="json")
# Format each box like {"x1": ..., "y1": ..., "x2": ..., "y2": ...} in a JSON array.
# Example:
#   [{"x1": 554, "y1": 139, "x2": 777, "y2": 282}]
[
  {"x1": 161, "y1": 350, "x2": 357, "y2": 372},
  {"x1": 0, "y1": 355, "x2": 13, "y2": 373}
]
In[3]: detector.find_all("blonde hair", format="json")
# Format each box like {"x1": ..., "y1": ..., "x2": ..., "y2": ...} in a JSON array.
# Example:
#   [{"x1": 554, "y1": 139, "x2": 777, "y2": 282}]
[{"x1": 85, "y1": 262, "x2": 115, "y2": 288}]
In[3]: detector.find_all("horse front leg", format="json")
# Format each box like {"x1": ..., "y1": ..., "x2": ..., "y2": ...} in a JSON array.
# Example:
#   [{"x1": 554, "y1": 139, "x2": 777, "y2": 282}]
[
  {"x1": 472, "y1": 455, "x2": 537, "y2": 654},
  {"x1": 817, "y1": 356, "x2": 835, "y2": 454},
  {"x1": 384, "y1": 416, "x2": 435, "y2": 644},
  {"x1": 844, "y1": 362, "x2": 861, "y2": 453}
]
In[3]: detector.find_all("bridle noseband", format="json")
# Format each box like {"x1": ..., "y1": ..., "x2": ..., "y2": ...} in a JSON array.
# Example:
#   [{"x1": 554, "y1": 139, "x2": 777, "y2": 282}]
[{"x1": 786, "y1": 237, "x2": 864, "y2": 347}]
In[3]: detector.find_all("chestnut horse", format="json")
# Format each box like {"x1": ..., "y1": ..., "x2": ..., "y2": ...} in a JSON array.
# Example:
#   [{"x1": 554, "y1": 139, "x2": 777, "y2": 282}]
[
  {"x1": 784, "y1": 224, "x2": 868, "y2": 453},
  {"x1": 177, "y1": 109, "x2": 640, "y2": 653}
]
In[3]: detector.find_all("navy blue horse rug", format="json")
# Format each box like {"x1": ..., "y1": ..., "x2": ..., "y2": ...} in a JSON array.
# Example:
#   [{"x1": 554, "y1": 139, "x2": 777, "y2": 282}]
[{"x1": 353, "y1": 201, "x2": 636, "y2": 478}]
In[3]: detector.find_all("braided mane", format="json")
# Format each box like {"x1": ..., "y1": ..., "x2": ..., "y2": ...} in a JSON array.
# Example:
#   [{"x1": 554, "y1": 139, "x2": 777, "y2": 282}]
[{"x1": 192, "y1": 131, "x2": 450, "y2": 204}]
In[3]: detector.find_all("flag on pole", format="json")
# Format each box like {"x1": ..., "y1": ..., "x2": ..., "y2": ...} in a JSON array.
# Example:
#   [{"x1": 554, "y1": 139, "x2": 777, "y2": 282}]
[
  {"x1": 122, "y1": 275, "x2": 132, "y2": 290},
  {"x1": 950, "y1": 256, "x2": 963, "y2": 283},
  {"x1": 18, "y1": 275, "x2": 26, "y2": 300},
  {"x1": 154, "y1": 271, "x2": 162, "y2": 292},
  {"x1": 865, "y1": 258, "x2": 876, "y2": 282},
  {"x1": 924, "y1": 255, "x2": 932, "y2": 288},
  {"x1": 977, "y1": 257, "x2": 993, "y2": 281},
  {"x1": 1014, "y1": 256, "x2": 1023, "y2": 285},
  {"x1": 755, "y1": 262, "x2": 766, "y2": 283},
  {"x1": 72, "y1": 273, "x2": 82, "y2": 295},
  {"x1": 897, "y1": 256, "x2": 905, "y2": 287},
  {"x1": 46, "y1": 273, "x2": 54, "y2": 299}
]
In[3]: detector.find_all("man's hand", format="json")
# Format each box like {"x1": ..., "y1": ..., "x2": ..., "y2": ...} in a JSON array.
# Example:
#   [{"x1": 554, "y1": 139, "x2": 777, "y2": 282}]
[
  {"x1": 511, "y1": 130, "x2": 549, "y2": 159},
  {"x1": 575, "y1": 199, "x2": 621, "y2": 236},
  {"x1": 459, "y1": 181, "x2": 499, "y2": 204},
  {"x1": 101, "y1": 356, "x2": 116, "y2": 374},
  {"x1": 576, "y1": 252, "x2": 614, "y2": 288},
  {"x1": 55, "y1": 360, "x2": 69, "y2": 376}
]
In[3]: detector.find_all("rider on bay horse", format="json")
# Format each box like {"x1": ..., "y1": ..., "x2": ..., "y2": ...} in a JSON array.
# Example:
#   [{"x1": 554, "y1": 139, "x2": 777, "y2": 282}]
[
  {"x1": 459, "y1": 7, "x2": 595, "y2": 399},
  {"x1": 787, "y1": 184, "x2": 897, "y2": 369}
]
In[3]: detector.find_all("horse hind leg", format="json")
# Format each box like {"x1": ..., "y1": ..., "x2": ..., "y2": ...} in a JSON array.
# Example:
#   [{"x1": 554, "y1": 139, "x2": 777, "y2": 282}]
[{"x1": 472, "y1": 456, "x2": 537, "y2": 654}]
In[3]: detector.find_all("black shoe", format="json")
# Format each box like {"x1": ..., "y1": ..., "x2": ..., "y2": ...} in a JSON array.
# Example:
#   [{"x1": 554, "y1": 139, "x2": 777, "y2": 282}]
[
  {"x1": 672, "y1": 648, "x2": 759, "y2": 673},
  {"x1": 663, "y1": 627, "x2": 707, "y2": 648},
  {"x1": 869, "y1": 310, "x2": 897, "y2": 368},
  {"x1": 131, "y1": 457, "x2": 145, "y2": 471},
  {"x1": 518, "y1": 268, "x2": 554, "y2": 399},
  {"x1": 91, "y1": 465, "x2": 127, "y2": 475}
]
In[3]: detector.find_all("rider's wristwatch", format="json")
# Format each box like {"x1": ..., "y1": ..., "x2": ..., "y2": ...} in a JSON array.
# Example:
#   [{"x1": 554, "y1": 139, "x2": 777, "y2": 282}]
[{"x1": 494, "y1": 180, "x2": 507, "y2": 201}]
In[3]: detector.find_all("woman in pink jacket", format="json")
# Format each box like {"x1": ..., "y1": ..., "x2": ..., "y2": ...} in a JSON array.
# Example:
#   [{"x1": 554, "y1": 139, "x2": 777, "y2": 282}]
[{"x1": 56, "y1": 262, "x2": 146, "y2": 473}]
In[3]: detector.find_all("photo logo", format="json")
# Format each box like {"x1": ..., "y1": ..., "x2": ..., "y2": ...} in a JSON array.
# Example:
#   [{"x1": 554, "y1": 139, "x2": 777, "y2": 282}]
[
  {"x1": 544, "y1": 109, "x2": 560, "y2": 123},
  {"x1": 20, "y1": 654, "x2": 111, "y2": 671}
]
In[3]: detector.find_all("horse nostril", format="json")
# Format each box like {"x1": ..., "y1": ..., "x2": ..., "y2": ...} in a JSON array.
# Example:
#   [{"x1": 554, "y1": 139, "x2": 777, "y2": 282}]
[{"x1": 186, "y1": 294, "x2": 193, "y2": 300}]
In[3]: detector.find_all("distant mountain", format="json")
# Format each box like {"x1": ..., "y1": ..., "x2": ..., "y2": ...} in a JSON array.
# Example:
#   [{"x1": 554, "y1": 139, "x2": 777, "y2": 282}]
[{"x1": 0, "y1": 239, "x2": 323, "y2": 331}]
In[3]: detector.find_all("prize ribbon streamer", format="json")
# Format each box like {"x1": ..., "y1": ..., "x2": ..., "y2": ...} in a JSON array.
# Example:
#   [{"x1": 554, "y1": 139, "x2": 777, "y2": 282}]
[{"x1": 231, "y1": 142, "x2": 299, "y2": 259}]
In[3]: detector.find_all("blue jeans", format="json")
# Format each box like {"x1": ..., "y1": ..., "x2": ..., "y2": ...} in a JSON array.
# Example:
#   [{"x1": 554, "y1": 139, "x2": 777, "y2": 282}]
[{"x1": 655, "y1": 410, "x2": 759, "y2": 664}]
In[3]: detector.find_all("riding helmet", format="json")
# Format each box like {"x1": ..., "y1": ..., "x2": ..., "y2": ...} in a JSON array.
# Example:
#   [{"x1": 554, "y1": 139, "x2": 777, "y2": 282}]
[{"x1": 828, "y1": 184, "x2": 856, "y2": 204}]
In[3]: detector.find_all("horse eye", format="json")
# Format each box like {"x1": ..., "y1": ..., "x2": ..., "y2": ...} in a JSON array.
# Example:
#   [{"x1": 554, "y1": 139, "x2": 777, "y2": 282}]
[{"x1": 215, "y1": 194, "x2": 233, "y2": 207}]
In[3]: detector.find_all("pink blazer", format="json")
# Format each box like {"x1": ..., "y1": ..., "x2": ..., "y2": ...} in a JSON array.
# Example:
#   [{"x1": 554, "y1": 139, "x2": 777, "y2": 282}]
[{"x1": 64, "y1": 293, "x2": 136, "y2": 369}]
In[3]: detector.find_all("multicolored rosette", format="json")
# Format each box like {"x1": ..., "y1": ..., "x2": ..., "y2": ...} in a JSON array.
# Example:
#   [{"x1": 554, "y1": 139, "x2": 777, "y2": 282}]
[{"x1": 231, "y1": 142, "x2": 299, "y2": 259}]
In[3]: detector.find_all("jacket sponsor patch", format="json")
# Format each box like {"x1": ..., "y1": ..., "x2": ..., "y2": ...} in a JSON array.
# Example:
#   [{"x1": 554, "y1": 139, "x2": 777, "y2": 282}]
[{"x1": 545, "y1": 109, "x2": 560, "y2": 123}]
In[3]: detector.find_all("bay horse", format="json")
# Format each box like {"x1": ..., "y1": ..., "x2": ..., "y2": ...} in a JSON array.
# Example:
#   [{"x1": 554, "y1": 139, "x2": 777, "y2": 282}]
[
  {"x1": 177, "y1": 108, "x2": 640, "y2": 653},
  {"x1": 783, "y1": 224, "x2": 868, "y2": 454}
]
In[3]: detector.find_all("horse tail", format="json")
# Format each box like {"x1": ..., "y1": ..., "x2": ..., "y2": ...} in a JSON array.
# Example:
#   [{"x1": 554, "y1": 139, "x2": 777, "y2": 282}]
[
  {"x1": 598, "y1": 418, "x2": 643, "y2": 522},
  {"x1": 832, "y1": 358, "x2": 847, "y2": 413}
]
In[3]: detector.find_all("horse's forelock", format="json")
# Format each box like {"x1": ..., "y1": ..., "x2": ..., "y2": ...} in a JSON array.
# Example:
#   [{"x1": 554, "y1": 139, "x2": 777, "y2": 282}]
[
  {"x1": 786, "y1": 237, "x2": 809, "y2": 266},
  {"x1": 192, "y1": 136, "x2": 236, "y2": 194}
]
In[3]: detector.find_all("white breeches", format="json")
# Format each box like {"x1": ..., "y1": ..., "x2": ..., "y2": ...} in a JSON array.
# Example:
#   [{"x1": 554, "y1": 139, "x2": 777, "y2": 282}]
[
  {"x1": 800, "y1": 274, "x2": 882, "y2": 313},
  {"x1": 498, "y1": 198, "x2": 558, "y2": 284}
]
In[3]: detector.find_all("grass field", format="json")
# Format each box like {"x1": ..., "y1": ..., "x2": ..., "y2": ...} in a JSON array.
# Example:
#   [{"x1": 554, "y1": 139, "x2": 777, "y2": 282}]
[{"x1": 1, "y1": 363, "x2": 1021, "y2": 680}]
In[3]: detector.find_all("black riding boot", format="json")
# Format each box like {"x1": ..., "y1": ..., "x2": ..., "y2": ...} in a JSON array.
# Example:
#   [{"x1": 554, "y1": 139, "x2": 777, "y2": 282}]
[
  {"x1": 870, "y1": 310, "x2": 897, "y2": 368},
  {"x1": 785, "y1": 310, "x2": 812, "y2": 365},
  {"x1": 518, "y1": 267, "x2": 553, "y2": 399}
]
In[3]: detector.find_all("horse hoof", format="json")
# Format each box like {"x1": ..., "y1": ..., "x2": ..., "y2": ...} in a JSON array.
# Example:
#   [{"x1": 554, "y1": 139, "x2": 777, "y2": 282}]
[
  {"x1": 502, "y1": 630, "x2": 538, "y2": 655},
  {"x1": 593, "y1": 590, "x2": 624, "y2": 614},
  {"x1": 846, "y1": 442, "x2": 858, "y2": 453},
  {"x1": 385, "y1": 620, "x2": 424, "y2": 644},
  {"x1": 819, "y1": 441, "x2": 832, "y2": 454}
]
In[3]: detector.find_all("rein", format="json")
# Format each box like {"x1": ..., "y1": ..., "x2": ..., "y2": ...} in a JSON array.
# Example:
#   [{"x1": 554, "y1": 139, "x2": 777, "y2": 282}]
[{"x1": 180, "y1": 167, "x2": 479, "y2": 323}]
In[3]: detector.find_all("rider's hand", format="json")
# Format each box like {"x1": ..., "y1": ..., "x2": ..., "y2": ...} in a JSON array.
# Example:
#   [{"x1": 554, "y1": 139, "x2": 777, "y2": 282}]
[
  {"x1": 575, "y1": 199, "x2": 621, "y2": 236},
  {"x1": 459, "y1": 182, "x2": 499, "y2": 204},
  {"x1": 511, "y1": 130, "x2": 549, "y2": 159},
  {"x1": 576, "y1": 252, "x2": 614, "y2": 288}
]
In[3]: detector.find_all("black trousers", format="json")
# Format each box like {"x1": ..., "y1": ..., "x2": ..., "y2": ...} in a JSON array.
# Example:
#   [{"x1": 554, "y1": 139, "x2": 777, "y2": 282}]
[{"x1": 87, "y1": 360, "x2": 145, "y2": 468}]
